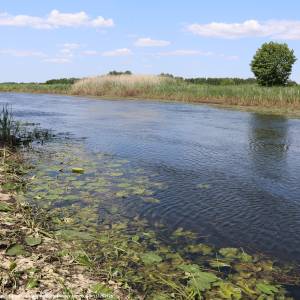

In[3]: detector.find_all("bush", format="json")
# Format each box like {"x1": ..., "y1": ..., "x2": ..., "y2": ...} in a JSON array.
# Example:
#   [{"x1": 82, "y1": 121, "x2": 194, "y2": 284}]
[
  {"x1": 45, "y1": 78, "x2": 79, "y2": 85},
  {"x1": 251, "y1": 42, "x2": 297, "y2": 86}
]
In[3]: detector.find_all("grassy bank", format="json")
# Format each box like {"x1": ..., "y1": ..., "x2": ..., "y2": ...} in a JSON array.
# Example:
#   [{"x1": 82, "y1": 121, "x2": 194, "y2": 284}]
[
  {"x1": 0, "y1": 83, "x2": 71, "y2": 94},
  {"x1": 1, "y1": 76, "x2": 300, "y2": 116}
]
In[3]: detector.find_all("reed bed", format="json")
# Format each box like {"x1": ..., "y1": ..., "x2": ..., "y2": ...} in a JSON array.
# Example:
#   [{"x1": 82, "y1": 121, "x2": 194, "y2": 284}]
[
  {"x1": 1, "y1": 75, "x2": 300, "y2": 112},
  {"x1": 71, "y1": 75, "x2": 300, "y2": 110}
]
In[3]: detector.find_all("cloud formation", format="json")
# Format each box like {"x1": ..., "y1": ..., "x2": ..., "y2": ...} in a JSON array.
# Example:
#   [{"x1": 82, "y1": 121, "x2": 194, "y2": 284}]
[
  {"x1": 0, "y1": 10, "x2": 114, "y2": 29},
  {"x1": 102, "y1": 48, "x2": 132, "y2": 57},
  {"x1": 186, "y1": 20, "x2": 300, "y2": 40},
  {"x1": 158, "y1": 50, "x2": 213, "y2": 56},
  {"x1": 135, "y1": 37, "x2": 170, "y2": 47}
]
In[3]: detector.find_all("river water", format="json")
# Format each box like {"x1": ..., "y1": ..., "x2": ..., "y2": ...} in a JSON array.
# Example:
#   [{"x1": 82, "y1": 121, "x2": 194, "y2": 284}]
[{"x1": 2, "y1": 92, "x2": 300, "y2": 264}]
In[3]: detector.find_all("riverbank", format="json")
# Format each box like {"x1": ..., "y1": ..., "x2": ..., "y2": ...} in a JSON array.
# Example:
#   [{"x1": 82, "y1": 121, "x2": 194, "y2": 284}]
[
  {"x1": 1, "y1": 75, "x2": 300, "y2": 117},
  {"x1": 0, "y1": 148, "x2": 126, "y2": 299}
]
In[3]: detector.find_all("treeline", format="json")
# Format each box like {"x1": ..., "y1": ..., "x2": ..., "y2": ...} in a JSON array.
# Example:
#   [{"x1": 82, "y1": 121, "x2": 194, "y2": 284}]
[
  {"x1": 160, "y1": 73, "x2": 256, "y2": 85},
  {"x1": 45, "y1": 78, "x2": 80, "y2": 85},
  {"x1": 160, "y1": 73, "x2": 298, "y2": 86}
]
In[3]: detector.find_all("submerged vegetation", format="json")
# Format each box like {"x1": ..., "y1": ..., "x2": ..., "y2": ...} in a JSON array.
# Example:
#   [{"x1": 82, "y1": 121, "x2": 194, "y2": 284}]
[
  {"x1": 10, "y1": 139, "x2": 300, "y2": 299},
  {"x1": 0, "y1": 108, "x2": 300, "y2": 298}
]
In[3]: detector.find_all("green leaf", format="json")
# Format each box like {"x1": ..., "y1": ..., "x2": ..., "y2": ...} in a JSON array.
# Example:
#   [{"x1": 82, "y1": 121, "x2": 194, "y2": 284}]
[
  {"x1": 141, "y1": 252, "x2": 163, "y2": 265},
  {"x1": 26, "y1": 278, "x2": 39, "y2": 289},
  {"x1": 25, "y1": 236, "x2": 42, "y2": 247},
  {"x1": 150, "y1": 293, "x2": 171, "y2": 300},
  {"x1": 55, "y1": 229, "x2": 93, "y2": 241},
  {"x1": 219, "y1": 247, "x2": 239, "y2": 258},
  {"x1": 184, "y1": 243, "x2": 213, "y2": 255},
  {"x1": 178, "y1": 264, "x2": 201, "y2": 275},
  {"x1": 209, "y1": 259, "x2": 231, "y2": 268},
  {"x1": 71, "y1": 168, "x2": 85, "y2": 174},
  {"x1": 90, "y1": 283, "x2": 117, "y2": 300},
  {"x1": 216, "y1": 282, "x2": 242, "y2": 299},
  {"x1": 0, "y1": 202, "x2": 12, "y2": 212},
  {"x1": 6, "y1": 244, "x2": 28, "y2": 256},
  {"x1": 188, "y1": 271, "x2": 219, "y2": 292},
  {"x1": 239, "y1": 252, "x2": 252, "y2": 263},
  {"x1": 256, "y1": 282, "x2": 279, "y2": 295}
]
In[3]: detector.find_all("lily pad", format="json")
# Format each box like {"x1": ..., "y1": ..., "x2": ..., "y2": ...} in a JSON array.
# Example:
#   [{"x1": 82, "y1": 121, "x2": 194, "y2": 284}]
[
  {"x1": 25, "y1": 236, "x2": 42, "y2": 247},
  {"x1": 141, "y1": 252, "x2": 163, "y2": 265}
]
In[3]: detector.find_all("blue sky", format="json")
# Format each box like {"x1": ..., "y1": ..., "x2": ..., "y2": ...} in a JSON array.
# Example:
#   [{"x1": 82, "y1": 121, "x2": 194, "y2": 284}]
[{"x1": 1, "y1": 0, "x2": 300, "y2": 82}]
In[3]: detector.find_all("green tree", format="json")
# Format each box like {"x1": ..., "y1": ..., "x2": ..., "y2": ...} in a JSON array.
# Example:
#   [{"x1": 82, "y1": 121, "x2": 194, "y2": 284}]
[{"x1": 250, "y1": 42, "x2": 296, "y2": 86}]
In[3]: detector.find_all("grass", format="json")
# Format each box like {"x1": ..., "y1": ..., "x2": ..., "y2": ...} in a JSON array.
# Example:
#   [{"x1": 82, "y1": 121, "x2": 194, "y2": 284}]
[
  {"x1": 0, "y1": 82, "x2": 71, "y2": 94},
  {"x1": 1, "y1": 75, "x2": 300, "y2": 115}
]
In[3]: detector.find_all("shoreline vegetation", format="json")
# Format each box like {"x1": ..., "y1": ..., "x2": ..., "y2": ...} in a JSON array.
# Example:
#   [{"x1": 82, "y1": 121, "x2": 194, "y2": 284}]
[
  {"x1": 0, "y1": 74, "x2": 300, "y2": 117},
  {"x1": 0, "y1": 150, "x2": 126, "y2": 299}
]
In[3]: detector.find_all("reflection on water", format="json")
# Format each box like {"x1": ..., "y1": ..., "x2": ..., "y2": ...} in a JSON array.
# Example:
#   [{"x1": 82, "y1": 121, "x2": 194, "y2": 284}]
[
  {"x1": 248, "y1": 114, "x2": 289, "y2": 180},
  {"x1": 1, "y1": 92, "x2": 300, "y2": 264}
]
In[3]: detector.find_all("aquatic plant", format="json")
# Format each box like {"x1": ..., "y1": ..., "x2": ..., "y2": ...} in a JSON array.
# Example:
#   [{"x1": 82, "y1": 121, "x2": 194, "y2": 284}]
[
  {"x1": 0, "y1": 105, "x2": 54, "y2": 147},
  {"x1": 19, "y1": 141, "x2": 300, "y2": 299}
]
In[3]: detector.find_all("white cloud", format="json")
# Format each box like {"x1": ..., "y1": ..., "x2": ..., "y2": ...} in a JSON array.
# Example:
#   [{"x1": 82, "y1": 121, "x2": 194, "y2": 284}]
[
  {"x1": 43, "y1": 57, "x2": 71, "y2": 64},
  {"x1": 135, "y1": 37, "x2": 170, "y2": 47},
  {"x1": 186, "y1": 20, "x2": 300, "y2": 40},
  {"x1": 102, "y1": 48, "x2": 132, "y2": 57},
  {"x1": 0, "y1": 10, "x2": 114, "y2": 29},
  {"x1": 0, "y1": 49, "x2": 47, "y2": 57},
  {"x1": 82, "y1": 50, "x2": 99, "y2": 56},
  {"x1": 158, "y1": 50, "x2": 213, "y2": 56}
]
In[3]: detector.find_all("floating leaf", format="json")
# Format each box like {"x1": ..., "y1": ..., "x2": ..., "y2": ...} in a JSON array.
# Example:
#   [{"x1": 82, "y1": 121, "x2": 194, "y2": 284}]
[
  {"x1": 219, "y1": 247, "x2": 239, "y2": 258},
  {"x1": 185, "y1": 243, "x2": 213, "y2": 255},
  {"x1": 188, "y1": 271, "x2": 219, "y2": 292},
  {"x1": 56, "y1": 229, "x2": 93, "y2": 241},
  {"x1": 216, "y1": 282, "x2": 242, "y2": 299},
  {"x1": 25, "y1": 236, "x2": 42, "y2": 247},
  {"x1": 209, "y1": 259, "x2": 231, "y2": 268},
  {"x1": 256, "y1": 282, "x2": 279, "y2": 295},
  {"x1": 6, "y1": 244, "x2": 28, "y2": 256},
  {"x1": 179, "y1": 264, "x2": 201, "y2": 274},
  {"x1": 71, "y1": 168, "x2": 85, "y2": 174},
  {"x1": 196, "y1": 183, "x2": 210, "y2": 189},
  {"x1": 239, "y1": 252, "x2": 252, "y2": 263},
  {"x1": 141, "y1": 252, "x2": 163, "y2": 265}
]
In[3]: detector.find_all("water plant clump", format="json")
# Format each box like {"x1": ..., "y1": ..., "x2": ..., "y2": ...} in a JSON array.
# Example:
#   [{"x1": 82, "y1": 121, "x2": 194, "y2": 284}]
[
  {"x1": 20, "y1": 141, "x2": 300, "y2": 299},
  {"x1": 0, "y1": 104, "x2": 55, "y2": 147}
]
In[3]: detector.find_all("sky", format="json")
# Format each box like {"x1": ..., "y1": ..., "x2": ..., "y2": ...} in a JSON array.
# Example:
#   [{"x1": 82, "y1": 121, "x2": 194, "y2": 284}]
[{"x1": 1, "y1": 0, "x2": 300, "y2": 82}]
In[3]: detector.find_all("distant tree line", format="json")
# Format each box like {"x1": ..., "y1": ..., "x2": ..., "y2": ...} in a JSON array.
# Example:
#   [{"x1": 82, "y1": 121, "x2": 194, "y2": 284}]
[
  {"x1": 45, "y1": 78, "x2": 80, "y2": 85},
  {"x1": 108, "y1": 70, "x2": 132, "y2": 76}
]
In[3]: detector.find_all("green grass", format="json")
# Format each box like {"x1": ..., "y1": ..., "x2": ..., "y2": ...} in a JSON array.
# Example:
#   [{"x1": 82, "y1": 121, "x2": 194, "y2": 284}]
[
  {"x1": 0, "y1": 83, "x2": 71, "y2": 94},
  {"x1": 1, "y1": 76, "x2": 300, "y2": 115}
]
